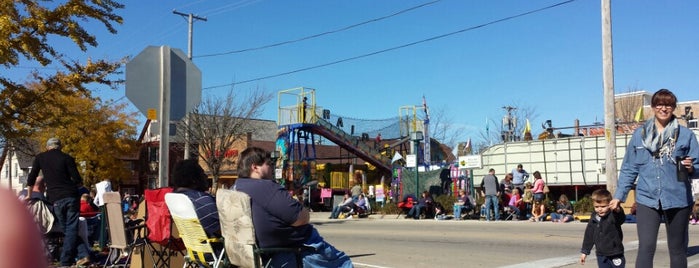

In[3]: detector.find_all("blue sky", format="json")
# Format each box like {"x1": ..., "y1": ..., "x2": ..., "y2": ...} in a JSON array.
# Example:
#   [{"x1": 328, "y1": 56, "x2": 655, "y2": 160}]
[{"x1": 8, "y1": 0, "x2": 699, "y2": 145}]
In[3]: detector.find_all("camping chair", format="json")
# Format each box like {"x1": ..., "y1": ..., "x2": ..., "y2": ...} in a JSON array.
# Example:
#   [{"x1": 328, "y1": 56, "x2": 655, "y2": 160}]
[
  {"x1": 103, "y1": 192, "x2": 146, "y2": 268},
  {"x1": 164, "y1": 193, "x2": 226, "y2": 268},
  {"x1": 503, "y1": 206, "x2": 516, "y2": 221},
  {"x1": 396, "y1": 195, "x2": 416, "y2": 219},
  {"x1": 144, "y1": 188, "x2": 186, "y2": 267},
  {"x1": 216, "y1": 188, "x2": 312, "y2": 268}
]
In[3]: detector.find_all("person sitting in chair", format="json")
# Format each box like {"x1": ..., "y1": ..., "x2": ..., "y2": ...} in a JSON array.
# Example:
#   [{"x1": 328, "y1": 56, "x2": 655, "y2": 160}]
[
  {"x1": 233, "y1": 147, "x2": 353, "y2": 267},
  {"x1": 407, "y1": 191, "x2": 433, "y2": 220},
  {"x1": 329, "y1": 194, "x2": 354, "y2": 219},
  {"x1": 454, "y1": 189, "x2": 473, "y2": 219},
  {"x1": 172, "y1": 159, "x2": 220, "y2": 238},
  {"x1": 355, "y1": 194, "x2": 368, "y2": 213}
]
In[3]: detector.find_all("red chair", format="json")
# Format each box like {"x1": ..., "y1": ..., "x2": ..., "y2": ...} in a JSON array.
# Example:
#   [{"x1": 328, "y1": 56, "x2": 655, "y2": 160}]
[
  {"x1": 396, "y1": 195, "x2": 416, "y2": 219},
  {"x1": 144, "y1": 187, "x2": 186, "y2": 267}
]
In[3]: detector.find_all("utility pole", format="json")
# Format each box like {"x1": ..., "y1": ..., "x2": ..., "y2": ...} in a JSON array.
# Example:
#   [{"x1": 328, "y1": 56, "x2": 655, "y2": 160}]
[
  {"x1": 601, "y1": 0, "x2": 617, "y2": 193},
  {"x1": 173, "y1": 10, "x2": 207, "y2": 159},
  {"x1": 502, "y1": 106, "x2": 517, "y2": 142}
]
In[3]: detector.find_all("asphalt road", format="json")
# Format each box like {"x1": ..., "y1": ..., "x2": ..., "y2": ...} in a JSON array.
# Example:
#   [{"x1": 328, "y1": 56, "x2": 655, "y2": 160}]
[{"x1": 310, "y1": 212, "x2": 699, "y2": 268}]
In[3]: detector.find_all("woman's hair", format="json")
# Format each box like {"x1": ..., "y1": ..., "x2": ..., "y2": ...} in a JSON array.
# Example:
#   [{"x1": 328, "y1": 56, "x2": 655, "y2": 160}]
[
  {"x1": 651, "y1": 88, "x2": 678, "y2": 108},
  {"x1": 591, "y1": 189, "x2": 612, "y2": 203},
  {"x1": 504, "y1": 173, "x2": 513, "y2": 181},
  {"x1": 533, "y1": 171, "x2": 542, "y2": 179},
  {"x1": 237, "y1": 147, "x2": 271, "y2": 177},
  {"x1": 558, "y1": 194, "x2": 569, "y2": 203},
  {"x1": 172, "y1": 159, "x2": 208, "y2": 192}
]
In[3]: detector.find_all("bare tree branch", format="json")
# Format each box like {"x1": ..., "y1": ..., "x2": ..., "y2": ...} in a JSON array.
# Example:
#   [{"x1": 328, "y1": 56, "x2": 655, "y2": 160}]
[{"x1": 176, "y1": 88, "x2": 273, "y2": 192}]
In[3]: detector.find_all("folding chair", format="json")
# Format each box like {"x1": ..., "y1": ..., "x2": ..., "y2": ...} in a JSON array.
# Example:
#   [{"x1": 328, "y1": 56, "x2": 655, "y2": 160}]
[
  {"x1": 144, "y1": 188, "x2": 186, "y2": 267},
  {"x1": 503, "y1": 206, "x2": 516, "y2": 221},
  {"x1": 164, "y1": 193, "x2": 226, "y2": 268},
  {"x1": 216, "y1": 188, "x2": 311, "y2": 268},
  {"x1": 396, "y1": 195, "x2": 416, "y2": 219},
  {"x1": 103, "y1": 192, "x2": 146, "y2": 268}
]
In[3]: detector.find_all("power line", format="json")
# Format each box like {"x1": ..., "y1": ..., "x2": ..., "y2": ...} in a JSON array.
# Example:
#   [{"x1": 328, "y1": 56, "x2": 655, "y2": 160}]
[
  {"x1": 195, "y1": 0, "x2": 441, "y2": 58},
  {"x1": 204, "y1": 0, "x2": 576, "y2": 90}
]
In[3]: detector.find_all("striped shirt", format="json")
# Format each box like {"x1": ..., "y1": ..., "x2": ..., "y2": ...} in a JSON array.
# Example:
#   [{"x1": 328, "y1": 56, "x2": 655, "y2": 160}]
[{"x1": 178, "y1": 189, "x2": 220, "y2": 238}]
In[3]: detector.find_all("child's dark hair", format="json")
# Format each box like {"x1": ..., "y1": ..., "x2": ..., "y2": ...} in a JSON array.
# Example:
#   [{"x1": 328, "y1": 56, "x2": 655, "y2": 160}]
[{"x1": 591, "y1": 189, "x2": 612, "y2": 203}]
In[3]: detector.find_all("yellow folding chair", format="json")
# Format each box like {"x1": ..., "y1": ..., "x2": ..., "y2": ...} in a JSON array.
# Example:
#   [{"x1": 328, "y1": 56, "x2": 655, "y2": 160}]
[
  {"x1": 216, "y1": 188, "x2": 310, "y2": 268},
  {"x1": 164, "y1": 193, "x2": 226, "y2": 268}
]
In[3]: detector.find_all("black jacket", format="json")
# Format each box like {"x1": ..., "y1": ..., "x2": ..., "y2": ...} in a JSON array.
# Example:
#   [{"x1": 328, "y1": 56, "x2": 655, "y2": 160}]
[
  {"x1": 580, "y1": 209, "x2": 625, "y2": 256},
  {"x1": 27, "y1": 149, "x2": 82, "y2": 203}
]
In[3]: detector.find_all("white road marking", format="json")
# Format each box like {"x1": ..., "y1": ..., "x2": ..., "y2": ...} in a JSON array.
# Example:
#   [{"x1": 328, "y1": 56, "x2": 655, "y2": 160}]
[
  {"x1": 499, "y1": 240, "x2": 645, "y2": 268},
  {"x1": 353, "y1": 262, "x2": 394, "y2": 268}
]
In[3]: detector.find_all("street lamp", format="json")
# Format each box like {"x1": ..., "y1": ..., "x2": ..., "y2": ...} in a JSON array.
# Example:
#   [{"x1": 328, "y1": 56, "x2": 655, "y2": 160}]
[
  {"x1": 269, "y1": 150, "x2": 280, "y2": 166},
  {"x1": 269, "y1": 150, "x2": 282, "y2": 182},
  {"x1": 411, "y1": 131, "x2": 424, "y2": 197}
]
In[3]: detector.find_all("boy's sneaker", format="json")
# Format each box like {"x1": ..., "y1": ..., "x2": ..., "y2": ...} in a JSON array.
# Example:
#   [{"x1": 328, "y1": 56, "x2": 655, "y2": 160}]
[{"x1": 346, "y1": 215, "x2": 353, "y2": 219}]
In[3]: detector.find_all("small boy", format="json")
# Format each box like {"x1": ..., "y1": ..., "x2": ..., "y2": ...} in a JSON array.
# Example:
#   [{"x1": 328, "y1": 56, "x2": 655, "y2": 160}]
[{"x1": 580, "y1": 189, "x2": 626, "y2": 267}]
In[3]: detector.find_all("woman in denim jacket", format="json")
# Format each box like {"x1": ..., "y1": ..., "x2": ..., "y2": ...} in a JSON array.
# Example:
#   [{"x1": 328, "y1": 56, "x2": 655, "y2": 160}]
[{"x1": 610, "y1": 89, "x2": 699, "y2": 268}]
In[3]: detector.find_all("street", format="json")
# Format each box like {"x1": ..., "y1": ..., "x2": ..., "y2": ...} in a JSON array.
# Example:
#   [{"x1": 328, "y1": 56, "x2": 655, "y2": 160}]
[{"x1": 310, "y1": 212, "x2": 699, "y2": 268}]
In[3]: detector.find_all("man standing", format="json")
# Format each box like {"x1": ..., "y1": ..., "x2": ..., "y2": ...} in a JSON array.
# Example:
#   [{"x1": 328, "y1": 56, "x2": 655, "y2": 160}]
[
  {"x1": 26, "y1": 137, "x2": 89, "y2": 266},
  {"x1": 234, "y1": 147, "x2": 352, "y2": 267},
  {"x1": 480, "y1": 168, "x2": 500, "y2": 221},
  {"x1": 511, "y1": 164, "x2": 529, "y2": 194}
]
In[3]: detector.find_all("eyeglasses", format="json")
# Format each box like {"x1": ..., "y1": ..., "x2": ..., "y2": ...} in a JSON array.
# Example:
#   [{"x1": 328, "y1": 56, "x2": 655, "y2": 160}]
[{"x1": 654, "y1": 104, "x2": 675, "y2": 110}]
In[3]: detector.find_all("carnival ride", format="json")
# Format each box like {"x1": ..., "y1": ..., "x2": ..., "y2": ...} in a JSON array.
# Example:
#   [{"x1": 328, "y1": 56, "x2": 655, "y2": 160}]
[{"x1": 275, "y1": 87, "x2": 425, "y2": 189}]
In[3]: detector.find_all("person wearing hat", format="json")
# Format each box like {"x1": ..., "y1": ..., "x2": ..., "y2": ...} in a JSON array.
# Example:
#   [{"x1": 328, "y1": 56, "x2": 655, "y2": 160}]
[{"x1": 26, "y1": 137, "x2": 90, "y2": 267}]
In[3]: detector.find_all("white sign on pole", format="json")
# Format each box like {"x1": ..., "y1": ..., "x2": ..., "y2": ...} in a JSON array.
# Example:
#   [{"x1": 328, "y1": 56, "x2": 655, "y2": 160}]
[
  {"x1": 458, "y1": 155, "x2": 482, "y2": 169},
  {"x1": 406, "y1": 154, "x2": 417, "y2": 168}
]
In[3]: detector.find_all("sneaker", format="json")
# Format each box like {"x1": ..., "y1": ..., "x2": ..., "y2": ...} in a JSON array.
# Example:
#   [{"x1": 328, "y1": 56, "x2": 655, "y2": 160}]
[
  {"x1": 346, "y1": 215, "x2": 353, "y2": 219},
  {"x1": 692, "y1": 219, "x2": 697, "y2": 225},
  {"x1": 75, "y1": 256, "x2": 90, "y2": 267}
]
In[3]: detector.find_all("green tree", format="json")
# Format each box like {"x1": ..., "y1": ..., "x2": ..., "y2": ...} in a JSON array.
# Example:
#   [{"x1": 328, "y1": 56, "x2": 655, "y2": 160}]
[{"x1": 23, "y1": 82, "x2": 138, "y2": 186}]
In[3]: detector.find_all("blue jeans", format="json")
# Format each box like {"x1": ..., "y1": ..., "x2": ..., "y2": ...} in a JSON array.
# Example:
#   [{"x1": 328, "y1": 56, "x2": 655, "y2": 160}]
[
  {"x1": 484, "y1": 195, "x2": 499, "y2": 221},
  {"x1": 330, "y1": 205, "x2": 350, "y2": 219},
  {"x1": 266, "y1": 228, "x2": 352, "y2": 268},
  {"x1": 550, "y1": 213, "x2": 574, "y2": 222},
  {"x1": 408, "y1": 204, "x2": 424, "y2": 219},
  {"x1": 54, "y1": 197, "x2": 88, "y2": 265}
]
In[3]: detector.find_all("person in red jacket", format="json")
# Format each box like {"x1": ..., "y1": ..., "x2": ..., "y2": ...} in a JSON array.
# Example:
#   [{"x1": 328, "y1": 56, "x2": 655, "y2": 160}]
[{"x1": 79, "y1": 194, "x2": 99, "y2": 218}]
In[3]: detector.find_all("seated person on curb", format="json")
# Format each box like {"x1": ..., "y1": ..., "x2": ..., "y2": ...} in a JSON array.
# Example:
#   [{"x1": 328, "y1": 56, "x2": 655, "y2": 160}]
[
  {"x1": 329, "y1": 194, "x2": 354, "y2": 219},
  {"x1": 434, "y1": 202, "x2": 447, "y2": 220},
  {"x1": 454, "y1": 189, "x2": 473, "y2": 219},
  {"x1": 530, "y1": 199, "x2": 547, "y2": 222},
  {"x1": 172, "y1": 159, "x2": 221, "y2": 238},
  {"x1": 550, "y1": 194, "x2": 574, "y2": 223},
  {"x1": 507, "y1": 188, "x2": 523, "y2": 220},
  {"x1": 406, "y1": 191, "x2": 433, "y2": 219},
  {"x1": 355, "y1": 194, "x2": 368, "y2": 213},
  {"x1": 233, "y1": 147, "x2": 353, "y2": 267}
]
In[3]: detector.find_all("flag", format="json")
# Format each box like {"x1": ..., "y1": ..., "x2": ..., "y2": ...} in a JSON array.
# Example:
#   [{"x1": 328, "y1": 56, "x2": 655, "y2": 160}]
[
  {"x1": 422, "y1": 95, "x2": 430, "y2": 124},
  {"x1": 523, "y1": 119, "x2": 531, "y2": 136},
  {"x1": 391, "y1": 152, "x2": 403, "y2": 164},
  {"x1": 634, "y1": 106, "x2": 644, "y2": 122},
  {"x1": 463, "y1": 138, "x2": 472, "y2": 155}
]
